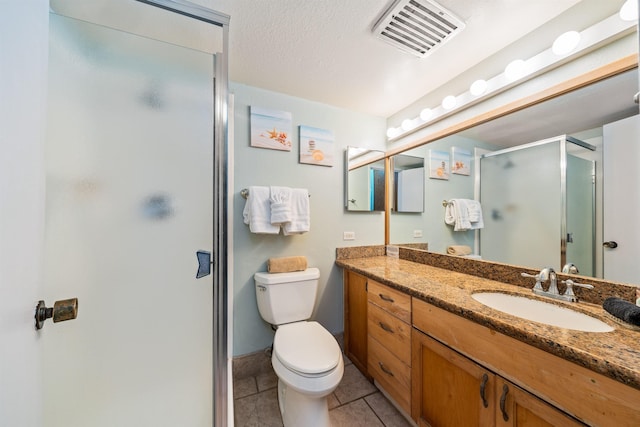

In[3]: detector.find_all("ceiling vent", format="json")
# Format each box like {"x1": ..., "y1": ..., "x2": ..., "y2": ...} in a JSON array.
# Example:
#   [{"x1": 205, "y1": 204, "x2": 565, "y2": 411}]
[{"x1": 372, "y1": 0, "x2": 466, "y2": 58}]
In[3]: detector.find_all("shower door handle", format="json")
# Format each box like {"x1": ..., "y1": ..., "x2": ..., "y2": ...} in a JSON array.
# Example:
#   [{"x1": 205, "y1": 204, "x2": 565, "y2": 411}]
[
  {"x1": 196, "y1": 250, "x2": 214, "y2": 278},
  {"x1": 603, "y1": 241, "x2": 618, "y2": 249}
]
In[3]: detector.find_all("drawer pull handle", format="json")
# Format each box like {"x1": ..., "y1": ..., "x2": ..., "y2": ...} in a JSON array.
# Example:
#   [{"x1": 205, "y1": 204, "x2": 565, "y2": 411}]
[
  {"x1": 379, "y1": 293, "x2": 395, "y2": 303},
  {"x1": 378, "y1": 321, "x2": 394, "y2": 334},
  {"x1": 479, "y1": 373, "x2": 489, "y2": 408},
  {"x1": 500, "y1": 384, "x2": 509, "y2": 422},
  {"x1": 379, "y1": 362, "x2": 394, "y2": 377}
]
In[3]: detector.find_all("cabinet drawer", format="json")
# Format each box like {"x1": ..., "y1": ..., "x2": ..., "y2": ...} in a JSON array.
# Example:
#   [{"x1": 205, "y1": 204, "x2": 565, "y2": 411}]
[
  {"x1": 368, "y1": 302, "x2": 411, "y2": 365},
  {"x1": 368, "y1": 335, "x2": 411, "y2": 415},
  {"x1": 367, "y1": 279, "x2": 411, "y2": 324}
]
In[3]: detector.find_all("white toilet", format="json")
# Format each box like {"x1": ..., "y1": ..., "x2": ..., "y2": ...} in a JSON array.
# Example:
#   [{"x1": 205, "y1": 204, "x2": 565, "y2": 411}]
[{"x1": 254, "y1": 268, "x2": 344, "y2": 427}]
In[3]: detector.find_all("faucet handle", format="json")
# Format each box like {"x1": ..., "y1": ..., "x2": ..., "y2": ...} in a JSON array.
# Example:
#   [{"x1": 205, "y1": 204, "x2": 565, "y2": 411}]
[
  {"x1": 562, "y1": 279, "x2": 594, "y2": 299},
  {"x1": 521, "y1": 272, "x2": 544, "y2": 291}
]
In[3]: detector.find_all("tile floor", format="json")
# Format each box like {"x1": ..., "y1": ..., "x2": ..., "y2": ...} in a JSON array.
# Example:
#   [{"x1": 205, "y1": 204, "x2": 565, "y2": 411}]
[{"x1": 233, "y1": 356, "x2": 414, "y2": 427}]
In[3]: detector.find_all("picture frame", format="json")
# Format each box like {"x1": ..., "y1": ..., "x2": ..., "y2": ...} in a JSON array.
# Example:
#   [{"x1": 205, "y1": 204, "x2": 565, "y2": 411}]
[
  {"x1": 428, "y1": 149, "x2": 450, "y2": 180},
  {"x1": 451, "y1": 147, "x2": 471, "y2": 176},
  {"x1": 299, "y1": 125, "x2": 334, "y2": 167},
  {"x1": 250, "y1": 106, "x2": 292, "y2": 151}
]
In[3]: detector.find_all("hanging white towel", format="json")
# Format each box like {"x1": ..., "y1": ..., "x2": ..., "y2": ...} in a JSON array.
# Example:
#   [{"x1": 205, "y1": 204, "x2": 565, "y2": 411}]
[
  {"x1": 466, "y1": 199, "x2": 484, "y2": 230},
  {"x1": 270, "y1": 186, "x2": 292, "y2": 225},
  {"x1": 283, "y1": 188, "x2": 310, "y2": 235},
  {"x1": 444, "y1": 199, "x2": 471, "y2": 231},
  {"x1": 242, "y1": 186, "x2": 280, "y2": 234}
]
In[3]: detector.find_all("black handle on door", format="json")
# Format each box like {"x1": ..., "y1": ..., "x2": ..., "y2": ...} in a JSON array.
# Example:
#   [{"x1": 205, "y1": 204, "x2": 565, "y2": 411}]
[
  {"x1": 603, "y1": 241, "x2": 618, "y2": 249},
  {"x1": 196, "y1": 250, "x2": 213, "y2": 278},
  {"x1": 479, "y1": 373, "x2": 489, "y2": 408}
]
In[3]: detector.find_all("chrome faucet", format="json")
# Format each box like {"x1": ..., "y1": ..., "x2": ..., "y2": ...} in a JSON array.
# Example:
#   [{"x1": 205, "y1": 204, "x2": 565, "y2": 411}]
[
  {"x1": 539, "y1": 267, "x2": 559, "y2": 295},
  {"x1": 521, "y1": 267, "x2": 592, "y2": 302},
  {"x1": 562, "y1": 263, "x2": 579, "y2": 274}
]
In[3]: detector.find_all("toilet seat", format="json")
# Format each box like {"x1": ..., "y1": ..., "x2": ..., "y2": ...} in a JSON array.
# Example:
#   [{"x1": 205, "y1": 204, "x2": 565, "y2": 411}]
[{"x1": 274, "y1": 321, "x2": 341, "y2": 377}]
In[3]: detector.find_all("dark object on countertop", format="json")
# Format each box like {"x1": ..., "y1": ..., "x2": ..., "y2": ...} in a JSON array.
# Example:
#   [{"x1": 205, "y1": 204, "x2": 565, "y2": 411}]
[{"x1": 603, "y1": 297, "x2": 640, "y2": 326}]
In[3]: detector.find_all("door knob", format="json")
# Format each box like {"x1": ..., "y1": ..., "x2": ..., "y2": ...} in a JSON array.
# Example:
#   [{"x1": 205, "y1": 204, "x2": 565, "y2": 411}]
[
  {"x1": 35, "y1": 298, "x2": 78, "y2": 330},
  {"x1": 603, "y1": 241, "x2": 618, "y2": 249}
]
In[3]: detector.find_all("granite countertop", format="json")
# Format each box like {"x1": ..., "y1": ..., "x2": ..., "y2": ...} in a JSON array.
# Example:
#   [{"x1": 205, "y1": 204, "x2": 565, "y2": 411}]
[{"x1": 336, "y1": 256, "x2": 640, "y2": 391}]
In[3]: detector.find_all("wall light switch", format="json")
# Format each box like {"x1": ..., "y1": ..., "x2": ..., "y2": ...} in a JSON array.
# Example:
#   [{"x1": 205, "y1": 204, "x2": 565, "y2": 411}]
[
  {"x1": 343, "y1": 231, "x2": 356, "y2": 240},
  {"x1": 413, "y1": 229, "x2": 423, "y2": 238}
]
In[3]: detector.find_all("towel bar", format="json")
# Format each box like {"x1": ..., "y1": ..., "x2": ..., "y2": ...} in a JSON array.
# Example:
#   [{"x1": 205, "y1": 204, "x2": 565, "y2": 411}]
[
  {"x1": 442, "y1": 200, "x2": 450, "y2": 207},
  {"x1": 241, "y1": 188, "x2": 311, "y2": 199}
]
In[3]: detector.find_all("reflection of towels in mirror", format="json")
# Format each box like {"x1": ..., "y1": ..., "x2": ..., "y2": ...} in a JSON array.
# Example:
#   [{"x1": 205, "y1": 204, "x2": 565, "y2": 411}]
[
  {"x1": 444, "y1": 199, "x2": 484, "y2": 231},
  {"x1": 447, "y1": 245, "x2": 471, "y2": 256},
  {"x1": 466, "y1": 200, "x2": 484, "y2": 229}
]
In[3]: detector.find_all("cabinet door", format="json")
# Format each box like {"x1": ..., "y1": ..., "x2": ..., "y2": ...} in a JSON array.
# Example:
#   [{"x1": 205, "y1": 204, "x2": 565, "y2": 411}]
[
  {"x1": 344, "y1": 270, "x2": 369, "y2": 376},
  {"x1": 412, "y1": 329, "x2": 495, "y2": 427},
  {"x1": 496, "y1": 378, "x2": 585, "y2": 427}
]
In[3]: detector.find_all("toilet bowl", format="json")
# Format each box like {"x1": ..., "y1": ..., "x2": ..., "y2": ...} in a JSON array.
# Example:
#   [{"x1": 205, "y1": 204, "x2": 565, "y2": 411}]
[
  {"x1": 254, "y1": 268, "x2": 344, "y2": 427},
  {"x1": 272, "y1": 321, "x2": 344, "y2": 426}
]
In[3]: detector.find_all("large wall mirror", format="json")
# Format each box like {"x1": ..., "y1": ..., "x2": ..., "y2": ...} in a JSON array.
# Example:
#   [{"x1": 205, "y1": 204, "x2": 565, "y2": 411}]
[
  {"x1": 345, "y1": 146, "x2": 385, "y2": 212},
  {"x1": 389, "y1": 59, "x2": 639, "y2": 284}
]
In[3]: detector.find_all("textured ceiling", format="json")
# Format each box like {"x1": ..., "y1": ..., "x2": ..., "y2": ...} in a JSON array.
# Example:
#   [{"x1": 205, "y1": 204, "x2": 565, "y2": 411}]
[{"x1": 211, "y1": 0, "x2": 588, "y2": 117}]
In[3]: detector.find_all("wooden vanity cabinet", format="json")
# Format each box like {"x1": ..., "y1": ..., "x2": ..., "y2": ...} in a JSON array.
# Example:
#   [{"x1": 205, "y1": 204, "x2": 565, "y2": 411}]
[
  {"x1": 412, "y1": 298, "x2": 640, "y2": 426},
  {"x1": 412, "y1": 330, "x2": 495, "y2": 426},
  {"x1": 367, "y1": 279, "x2": 412, "y2": 414},
  {"x1": 495, "y1": 377, "x2": 584, "y2": 427},
  {"x1": 343, "y1": 270, "x2": 369, "y2": 376},
  {"x1": 412, "y1": 329, "x2": 584, "y2": 427}
]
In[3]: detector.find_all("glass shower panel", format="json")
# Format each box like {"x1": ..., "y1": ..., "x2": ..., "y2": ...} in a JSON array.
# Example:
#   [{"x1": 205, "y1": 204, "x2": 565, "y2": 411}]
[
  {"x1": 44, "y1": 13, "x2": 213, "y2": 427},
  {"x1": 480, "y1": 141, "x2": 562, "y2": 270},
  {"x1": 566, "y1": 154, "x2": 595, "y2": 276}
]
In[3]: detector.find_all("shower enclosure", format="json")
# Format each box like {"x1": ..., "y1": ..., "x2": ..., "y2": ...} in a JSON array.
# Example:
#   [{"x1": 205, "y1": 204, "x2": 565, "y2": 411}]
[
  {"x1": 479, "y1": 135, "x2": 595, "y2": 276},
  {"x1": 44, "y1": 1, "x2": 229, "y2": 426}
]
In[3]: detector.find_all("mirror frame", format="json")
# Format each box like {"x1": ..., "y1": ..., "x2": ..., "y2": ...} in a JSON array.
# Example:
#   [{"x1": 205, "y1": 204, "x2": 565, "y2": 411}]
[{"x1": 383, "y1": 54, "x2": 638, "y2": 245}]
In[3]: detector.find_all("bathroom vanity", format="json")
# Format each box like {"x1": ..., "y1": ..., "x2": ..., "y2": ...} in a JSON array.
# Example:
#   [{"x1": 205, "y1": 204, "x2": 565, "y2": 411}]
[{"x1": 338, "y1": 248, "x2": 640, "y2": 426}]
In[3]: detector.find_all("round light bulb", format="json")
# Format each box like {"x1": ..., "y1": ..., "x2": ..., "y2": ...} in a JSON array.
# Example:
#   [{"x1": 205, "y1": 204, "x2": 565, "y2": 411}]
[
  {"x1": 505, "y1": 59, "x2": 526, "y2": 81},
  {"x1": 441, "y1": 95, "x2": 456, "y2": 110},
  {"x1": 552, "y1": 31, "x2": 580, "y2": 55},
  {"x1": 419, "y1": 108, "x2": 433, "y2": 121},
  {"x1": 401, "y1": 119, "x2": 414, "y2": 131},
  {"x1": 386, "y1": 127, "x2": 399, "y2": 138},
  {"x1": 620, "y1": 0, "x2": 638, "y2": 21},
  {"x1": 470, "y1": 79, "x2": 488, "y2": 96}
]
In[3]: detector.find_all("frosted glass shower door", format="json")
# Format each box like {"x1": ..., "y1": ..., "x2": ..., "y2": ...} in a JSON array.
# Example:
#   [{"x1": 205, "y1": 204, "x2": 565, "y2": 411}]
[
  {"x1": 43, "y1": 13, "x2": 214, "y2": 427},
  {"x1": 480, "y1": 141, "x2": 562, "y2": 270}
]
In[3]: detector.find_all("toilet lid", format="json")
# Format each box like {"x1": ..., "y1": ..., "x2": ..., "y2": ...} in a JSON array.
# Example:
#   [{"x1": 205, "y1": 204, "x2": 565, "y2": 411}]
[{"x1": 274, "y1": 321, "x2": 341, "y2": 375}]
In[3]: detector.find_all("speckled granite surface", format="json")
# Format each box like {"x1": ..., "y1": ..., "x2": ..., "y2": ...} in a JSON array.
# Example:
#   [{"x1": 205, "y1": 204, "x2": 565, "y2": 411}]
[{"x1": 336, "y1": 253, "x2": 640, "y2": 391}]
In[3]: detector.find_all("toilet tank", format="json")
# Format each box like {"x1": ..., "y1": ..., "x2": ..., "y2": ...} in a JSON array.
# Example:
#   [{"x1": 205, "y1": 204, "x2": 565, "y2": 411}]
[{"x1": 254, "y1": 268, "x2": 320, "y2": 325}]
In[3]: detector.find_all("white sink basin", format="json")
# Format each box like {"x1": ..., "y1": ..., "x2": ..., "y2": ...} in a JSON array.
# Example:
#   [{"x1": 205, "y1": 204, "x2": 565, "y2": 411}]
[{"x1": 472, "y1": 292, "x2": 614, "y2": 333}]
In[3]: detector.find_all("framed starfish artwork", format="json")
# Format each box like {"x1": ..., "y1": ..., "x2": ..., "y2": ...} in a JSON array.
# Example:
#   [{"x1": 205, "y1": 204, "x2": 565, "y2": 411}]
[{"x1": 250, "y1": 106, "x2": 293, "y2": 151}]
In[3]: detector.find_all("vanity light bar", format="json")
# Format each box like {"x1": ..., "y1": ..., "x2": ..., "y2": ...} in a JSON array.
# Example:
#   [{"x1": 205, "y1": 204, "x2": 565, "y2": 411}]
[{"x1": 387, "y1": 12, "x2": 637, "y2": 142}]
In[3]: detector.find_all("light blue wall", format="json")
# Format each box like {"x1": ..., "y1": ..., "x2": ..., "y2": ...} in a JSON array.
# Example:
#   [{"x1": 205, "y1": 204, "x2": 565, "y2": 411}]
[
  {"x1": 389, "y1": 135, "x2": 497, "y2": 253},
  {"x1": 231, "y1": 83, "x2": 387, "y2": 356}
]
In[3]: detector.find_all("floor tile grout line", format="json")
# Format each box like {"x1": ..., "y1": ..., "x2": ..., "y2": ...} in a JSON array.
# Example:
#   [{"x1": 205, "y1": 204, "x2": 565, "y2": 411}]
[{"x1": 362, "y1": 393, "x2": 388, "y2": 427}]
